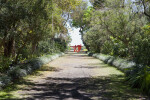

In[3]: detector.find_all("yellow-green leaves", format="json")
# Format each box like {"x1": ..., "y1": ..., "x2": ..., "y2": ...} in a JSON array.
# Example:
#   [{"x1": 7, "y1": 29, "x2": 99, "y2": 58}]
[
  {"x1": 55, "y1": 0, "x2": 81, "y2": 11},
  {"x1": 29, "y1": 30, "x2": 33, "y2": 34},
  {"x1": 142, "y1": 24, "x2": 150, "y2": 35}
]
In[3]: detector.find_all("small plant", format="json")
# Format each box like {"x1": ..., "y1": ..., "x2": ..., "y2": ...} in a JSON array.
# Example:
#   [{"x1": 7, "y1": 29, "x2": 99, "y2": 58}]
[
  {"x1": 126, "y1": 65, "x2": 150, "y2": 95},
  {"x1": 0, "y1": 56, "x2": 12, "y2": 73}
]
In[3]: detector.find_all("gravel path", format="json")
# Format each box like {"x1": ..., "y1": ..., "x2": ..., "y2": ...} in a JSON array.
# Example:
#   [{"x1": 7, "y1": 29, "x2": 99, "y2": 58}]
[{"x1": 11, "y1": 52, "x2": 147, "y2": 100}]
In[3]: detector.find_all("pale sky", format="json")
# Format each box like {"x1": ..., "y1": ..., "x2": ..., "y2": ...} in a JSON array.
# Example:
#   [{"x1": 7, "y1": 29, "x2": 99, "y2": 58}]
[
  {"x1": 69, "y1": 28, "x2": 83, "y2": 46},
  {"x1": 69, "y1": 0, "x2": 91, "y2": 46}
]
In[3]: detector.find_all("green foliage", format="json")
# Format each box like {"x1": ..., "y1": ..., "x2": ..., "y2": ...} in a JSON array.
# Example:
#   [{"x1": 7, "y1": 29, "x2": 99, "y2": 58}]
[
  {"x1": 54, "y1": 39, "x2": 67, "y2": 52},
  {"x1": 92, "y1": 53, "x2": 136, "y2": 72},
  {"x1": 0, "y1": 0, "x2": 79, "y2": 72},
  {"x1": 0, "y1": 52, "x2": 64, "y2": 88},
  {"x1": 90, "y1": 0, "x2": 104, "y2": 9},
  {"x1": 127, "y1": 65, "x2": 150, "y2": 95},
  {"x1": 71, "y1": 2, "x2": 93, "y2": 50},
  {"x1": 92, "y1": 53, "x2": 150, "y2": 95},
  {"x1": 131, "y1": 24, "x2": 150, "y2": 65},
  {"x1": 83, "y1": 0, "x2": 149, "y2": 61},
  {"x1": 84, "y1": 0, "x2": 150, "y2": 95},
  {"x1": 70, "y1": 0, "x2": 150, "y2": 96},
  {"x1": 0, "y1": 56, "x2": 12, "y2": 73}
]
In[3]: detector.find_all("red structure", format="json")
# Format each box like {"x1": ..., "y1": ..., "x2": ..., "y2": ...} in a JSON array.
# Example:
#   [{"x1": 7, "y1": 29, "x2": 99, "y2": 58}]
[{"x1": 70, "y1": 45, "x2": 83, "y2": 52}]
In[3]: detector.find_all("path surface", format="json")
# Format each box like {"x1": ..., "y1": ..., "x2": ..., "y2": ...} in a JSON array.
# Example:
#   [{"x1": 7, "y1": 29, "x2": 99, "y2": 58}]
[{"x1": 6, "y1": 52, "x2": 148, "y2": 100}]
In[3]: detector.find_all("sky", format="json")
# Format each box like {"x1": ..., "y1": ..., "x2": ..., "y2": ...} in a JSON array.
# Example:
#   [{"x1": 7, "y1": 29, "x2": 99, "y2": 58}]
[
  {"x1": 69, "y1": 27, "x2": 83, "y2": 46},
  {"x1": 69, "y1": 0, "x2": 92, "y2": 46}
]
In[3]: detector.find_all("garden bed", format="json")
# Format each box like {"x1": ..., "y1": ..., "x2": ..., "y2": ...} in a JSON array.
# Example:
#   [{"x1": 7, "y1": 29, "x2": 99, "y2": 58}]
[
  {"x1": 88, "y1": 53, "x2": 136, "y2": 73},
  {"x1": 0, "y1": 52, "x2": 64, "y2": 89}
]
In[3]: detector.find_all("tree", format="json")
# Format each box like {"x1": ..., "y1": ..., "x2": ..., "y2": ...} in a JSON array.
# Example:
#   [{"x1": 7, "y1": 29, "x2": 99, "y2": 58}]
[
  {"x1": 134, "y1": 0, "x2": 150, "y2": 20},
  {"x1": 83, "y1": 0, "x2": 148, "y2": 58},
  {"x1": 89, "y1": 0, "x2": 104, "y2": 9},
  {"x1": 0, "y1": 0, "x2": 81, "y2": 70},
  {"x1": 71, "y1": 2, "x2": 93, "y2": 50},
  {"x1": 141, "y1": 0, "x2": 150, "y2": 19}
]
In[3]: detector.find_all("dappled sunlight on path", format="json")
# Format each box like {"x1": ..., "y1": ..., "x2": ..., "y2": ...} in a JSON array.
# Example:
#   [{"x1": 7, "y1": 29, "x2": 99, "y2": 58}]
[{"x1": 1, "y1": 51, "x2": 147, "y2": 100}]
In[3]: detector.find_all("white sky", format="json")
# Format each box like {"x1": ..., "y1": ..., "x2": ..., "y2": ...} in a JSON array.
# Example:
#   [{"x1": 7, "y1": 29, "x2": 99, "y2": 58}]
[
  {"x1": 69, "y1": 0, "x2": 91, "y2": 46},
  {"x1": 69, "y1": 28, "x2": 83, "y2": 46}
]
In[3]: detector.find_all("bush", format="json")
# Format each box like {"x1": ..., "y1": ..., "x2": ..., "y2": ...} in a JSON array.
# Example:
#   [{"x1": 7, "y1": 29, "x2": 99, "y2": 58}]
[
  {"x1": 0, "y1": 52, "x2": 64, "y2": 88},
  {"x1": 91, "y1": 53, "x2": 135, "y2": 72},
  {"x1": 8, "y1": 66, "x2": 27, "y2": 79},
  {"x1": 0, "y1": 56, "x2": 12, "y2": 73},
  {"x1": 0, "y1": 75, "x2": 12, "y2": 88},
  {"x1": 87, "y1": 52, "x2": 93, "y2": 56},
  {"x1": 126, "y1": 65, "x2": 150, "y2": 95}
]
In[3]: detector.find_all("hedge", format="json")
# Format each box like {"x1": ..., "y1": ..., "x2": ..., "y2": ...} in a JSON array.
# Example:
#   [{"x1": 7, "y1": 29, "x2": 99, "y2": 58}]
[
  {"x1": 89, "y1": 53, "x2": 136, "y2": 72},
  {"x1": 0, "y1": 52, "x2": 64, "y2": 89}
]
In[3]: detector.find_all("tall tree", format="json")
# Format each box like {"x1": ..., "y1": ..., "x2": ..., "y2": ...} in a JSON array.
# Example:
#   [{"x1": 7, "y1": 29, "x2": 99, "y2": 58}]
[{"x1": 71, "y1": 2, "x2": 93, "y2": 50}]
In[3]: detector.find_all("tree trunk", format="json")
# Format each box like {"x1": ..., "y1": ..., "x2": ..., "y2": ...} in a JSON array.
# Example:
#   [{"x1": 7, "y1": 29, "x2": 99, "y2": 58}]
[
  {"x1": 12, "y1": 38, "x2": 16, "y2": 58},
  {"x1": 14, "y1": 40, "x2": 27, "y2": 64},
  {"x1": 4, "y1": 37, "x2": 14, "y2": 57},
  {"x1": 32, "y1": 41, "x2": 37, "y2": 54},
  {"x1": 124, "y1": 40, "x2": 130, "y2": 58},
  {"x1": 142, "y1": 0, "x2": 150, "y2": 19},
  {"x1": 83, "y1": 40, "x2": 90, "y2": 51}
]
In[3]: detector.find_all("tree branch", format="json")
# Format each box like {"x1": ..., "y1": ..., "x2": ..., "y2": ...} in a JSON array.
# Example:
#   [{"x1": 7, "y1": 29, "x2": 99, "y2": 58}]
[{"x1": 142, "y1": 0, "x2": 150, "y2": 18}]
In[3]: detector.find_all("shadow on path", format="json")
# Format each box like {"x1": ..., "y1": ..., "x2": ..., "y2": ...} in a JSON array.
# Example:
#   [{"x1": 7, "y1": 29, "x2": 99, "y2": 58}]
[
  {"x1": 0, "y1": 52, "x2": 148, "y2": 100},
  {"x1": 18, "y1": 75, "x2": 145, "y2": 100}
]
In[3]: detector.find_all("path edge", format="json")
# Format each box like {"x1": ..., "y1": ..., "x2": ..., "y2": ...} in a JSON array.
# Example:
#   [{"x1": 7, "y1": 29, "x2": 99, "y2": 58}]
[{"x1": 0, "y1": 52, "x2": 65, "y2": 89}]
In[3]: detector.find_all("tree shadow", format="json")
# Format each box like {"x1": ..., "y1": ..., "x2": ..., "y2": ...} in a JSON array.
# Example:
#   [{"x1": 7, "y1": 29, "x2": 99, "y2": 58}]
[
  {"x1": 0, "y1": 65, "x2": 62, "y2": 100},
  {"x1": 17, "y1": 75, "x2": 148, "y2": 100}
]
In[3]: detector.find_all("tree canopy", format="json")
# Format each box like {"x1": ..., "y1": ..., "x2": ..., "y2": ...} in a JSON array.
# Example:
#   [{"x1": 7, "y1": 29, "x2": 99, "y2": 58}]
[{"x1": 0, "y1": 0, "x2": 81, "y2": 72}]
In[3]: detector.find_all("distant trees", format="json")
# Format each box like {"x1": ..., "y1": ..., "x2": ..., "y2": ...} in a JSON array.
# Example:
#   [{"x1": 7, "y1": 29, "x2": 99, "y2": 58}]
[
  {"x1": 71, "y1": 0, "x2": 150, "y2": 66},
  {"x1": 89, "y1": 0, "x2": 104, "y2": 9},
  {"x1": 75, "y1": 0, "x2": 150, "y2": 95},
  {"x1": 71, "y1": 2, "x2": 93, "y2": 50},
  {"x1": 141, "y1": 0, "x2": 150, "y2": 18}
]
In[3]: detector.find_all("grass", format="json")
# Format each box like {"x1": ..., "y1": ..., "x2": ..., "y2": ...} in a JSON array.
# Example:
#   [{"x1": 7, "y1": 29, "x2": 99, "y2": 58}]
[
  {"x1": 0, "y1": 63, "x2": 56, "y2": 100},
  {"x1": 78, "y1": 75, "x2": 142, "y2": 100},
  {"x1": 85, "y1": 60, "x2": 147, "y2": 99},
  {"x1": 83, "y1": 49, "x2": 88, "y2": 52},
  {"x1": 0, "y1": 79, "x2": 34, "y2": 99}
]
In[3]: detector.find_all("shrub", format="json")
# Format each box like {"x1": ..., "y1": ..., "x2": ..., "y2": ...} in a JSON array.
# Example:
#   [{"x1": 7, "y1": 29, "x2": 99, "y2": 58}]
[
  {"x1": 0, "y1": 56, "x2": 12, "y2": 73},
  {"x1": 0, "y1": 75, "x2": 12, "y2": 87},
  {"x1": 91, "y1": 53, "x2": 135, "y2": 72},
  {"x1": 7, "y1": 66, "x2": 27, "y2": 79},
  {"x1": 126, "y1": 65, "x2": 150, "y2": 95},
  {"x1": 107, "y1": 56, "x2": 115, "y2": 65},
  {"x1": 0, "y1": 52, "x2": 64, "y2": 88}
]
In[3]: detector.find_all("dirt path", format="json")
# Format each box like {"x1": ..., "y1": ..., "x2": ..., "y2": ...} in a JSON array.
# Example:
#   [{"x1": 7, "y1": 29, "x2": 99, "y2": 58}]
[{"x1": 2, "y1": 52, "x2": 148, "y2": 100}]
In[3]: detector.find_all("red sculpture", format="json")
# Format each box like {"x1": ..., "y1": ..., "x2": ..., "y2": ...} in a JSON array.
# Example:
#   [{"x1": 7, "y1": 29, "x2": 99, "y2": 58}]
[{"x1": 70, "y1": 45, "x2": 82, "y2": 52}]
